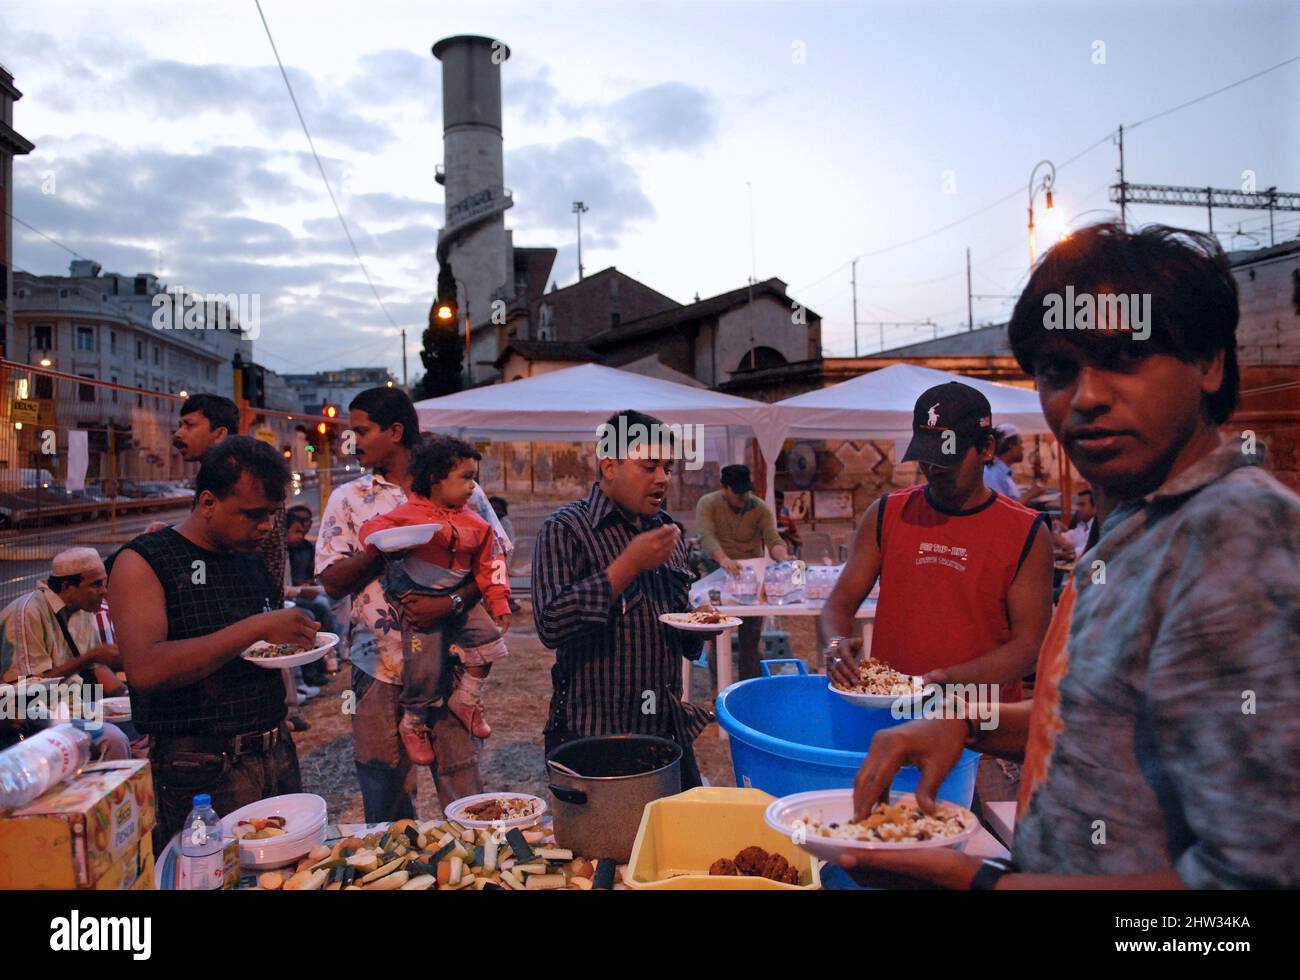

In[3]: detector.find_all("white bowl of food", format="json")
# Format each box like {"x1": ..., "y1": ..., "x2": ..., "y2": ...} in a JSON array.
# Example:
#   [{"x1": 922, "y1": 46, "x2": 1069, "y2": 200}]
[
  {"x1": 444, "y1": 792, "x2": 547, "y2": 830},
  {"x1": 765, "y1": 789, "x2": 979, "y2": 863},
  {"x1": 828, "y1": 656, "x2": 928, "y2": 710},
  {"x1": 241, "y1": 631, "x2": 339, "y2": 670},
  {"x1": 223, "y1": 794, "x2": 329, "y2": 869}
]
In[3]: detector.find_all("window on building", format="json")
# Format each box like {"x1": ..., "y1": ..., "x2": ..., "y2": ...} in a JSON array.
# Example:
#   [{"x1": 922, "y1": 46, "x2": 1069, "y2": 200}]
[
  {"x1": 136, "y1": 339, "x2": 144, "y2": 360},
  {"x1": 153, "y1": 345, "x2": 160, "y2": 366},
  {"x1": 33, "y1": 324, "x2": 53, "y2": 351},
  {"x1": 110, "y1": 376, "x2": 118, "y2": 403},
  {"x1": 78, "y1": 374, "x2": 95, "y2": 403},
  {"x1": 75, "y1": 326, "x2": 95, "y2": 351},
  {"x1": 35, "y1": 375, "x2": 53, "y2": 399},
  {"x1": 110, "y1": 331, "x2": 117, "y2": 354}
]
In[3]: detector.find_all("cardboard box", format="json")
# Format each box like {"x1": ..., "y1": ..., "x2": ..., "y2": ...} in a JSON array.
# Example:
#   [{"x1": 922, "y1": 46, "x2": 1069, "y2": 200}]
[
  {"x1": 95, "y1": 836, "x2": 155, "y2": 891},
  {"x1": 0, "y1": 758, "x2": 156, "y2": 889}
]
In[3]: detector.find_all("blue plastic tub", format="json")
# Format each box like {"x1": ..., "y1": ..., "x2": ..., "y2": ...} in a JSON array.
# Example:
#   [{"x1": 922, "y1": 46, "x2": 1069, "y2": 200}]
[{"x1": 714, "y1": 660, "x2": 979, "y2": 807}]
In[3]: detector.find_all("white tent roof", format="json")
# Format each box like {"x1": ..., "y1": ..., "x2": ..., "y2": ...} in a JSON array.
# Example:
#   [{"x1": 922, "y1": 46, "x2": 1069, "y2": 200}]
[
  {"x1": 414, "y1": 363, "x2": 778, "y2": 448},
  {"x1": 770, "y1": 362, "x2": 1048, "y2": 441}
]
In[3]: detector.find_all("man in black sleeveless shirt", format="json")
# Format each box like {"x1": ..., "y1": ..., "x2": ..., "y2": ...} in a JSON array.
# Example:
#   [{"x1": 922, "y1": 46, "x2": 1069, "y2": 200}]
[{"x1": 111, "y1": 437, "x2": 319, "y2": 849}]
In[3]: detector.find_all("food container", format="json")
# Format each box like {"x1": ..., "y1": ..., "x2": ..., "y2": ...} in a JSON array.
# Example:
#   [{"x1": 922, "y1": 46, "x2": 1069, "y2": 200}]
[
  {"x1": 0, "y1": 758, "x2": 156, "y2": 889},
  {"x1": 626, "y1": 786, "x2": 820, "y2": 890},
  {"x1": 546, "y1": 735, "x2": 681, "y2": 862},
  {"x1": 715, "y1": 660, "x2": 979, "y2": 807}
]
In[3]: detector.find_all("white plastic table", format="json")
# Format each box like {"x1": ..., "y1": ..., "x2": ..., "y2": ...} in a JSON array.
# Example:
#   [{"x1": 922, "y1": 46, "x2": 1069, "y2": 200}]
[{"x1": 684, "y1": 568, "x2": 877, "y2": 738}]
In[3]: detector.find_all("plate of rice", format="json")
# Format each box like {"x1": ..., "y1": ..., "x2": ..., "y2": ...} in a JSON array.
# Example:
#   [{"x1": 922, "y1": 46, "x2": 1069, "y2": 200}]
[
  {"x1": 765, "y1": 789, "x2": 978, "y2": 861},
  {"x1": 828, "y1": 656, "x2": 927, "y2": 710}
]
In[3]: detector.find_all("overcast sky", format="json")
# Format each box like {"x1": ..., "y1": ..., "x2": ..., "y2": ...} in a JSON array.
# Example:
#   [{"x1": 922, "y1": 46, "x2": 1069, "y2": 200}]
[{"x1": 4, "y1": 0, "x2": 1297, "y2": 379}]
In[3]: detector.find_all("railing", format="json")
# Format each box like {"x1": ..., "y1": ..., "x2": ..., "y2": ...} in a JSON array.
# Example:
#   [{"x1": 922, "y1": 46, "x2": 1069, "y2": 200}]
[{"x1": 0, "y1": 359, "x2": 352, "y2": 610}]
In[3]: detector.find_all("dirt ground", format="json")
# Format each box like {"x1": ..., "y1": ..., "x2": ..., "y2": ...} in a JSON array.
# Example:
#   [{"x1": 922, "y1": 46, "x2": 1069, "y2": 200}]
[{"x1": 292, "y1": 599, "x2": 824, "y2": 823}]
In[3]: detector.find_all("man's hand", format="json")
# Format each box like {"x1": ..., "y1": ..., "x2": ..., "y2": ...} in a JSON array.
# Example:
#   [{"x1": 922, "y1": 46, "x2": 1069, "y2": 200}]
[
  {"x1": 88, "y1": 643, "x2": 122, "y2": 671},
  {"x1": 825, "y1": 635, "x2": 863, "y2": 688},
  {"x1": 494, "y1": 611, "x2": 511, "y2": 633},
  {"x1": 837, "y1": 845, "x2": 983, "y2": 890},
  {"x1": 255, "y1": 608, "x2": 319, "y2": 647},
  {"x1": 852, "y1": 717, "x2": 968, "y2": 819},
  {"x1": 622, "y1": 524, "x2": 681, "y2": 575},
  {"x1": 292, "y1": 585, "x2": 322, "y2": 600},
  {"x1": 720, "y1": 557, "x2": 743, "y2": 577},
  {"x1": 400, "y1": 593, "x2": 456, "y2": 631}
]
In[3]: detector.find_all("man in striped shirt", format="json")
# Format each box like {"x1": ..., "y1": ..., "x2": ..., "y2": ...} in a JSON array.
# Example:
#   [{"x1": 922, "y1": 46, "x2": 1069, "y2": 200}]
[{"x1": 533, "y1": 410, "x2": 713, "y2": 788}]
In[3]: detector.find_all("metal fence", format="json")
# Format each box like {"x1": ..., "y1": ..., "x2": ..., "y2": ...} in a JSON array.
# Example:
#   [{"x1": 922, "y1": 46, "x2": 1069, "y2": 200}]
[{"x1": 0, "y1": 358, "x2": 350, "y2": 610}]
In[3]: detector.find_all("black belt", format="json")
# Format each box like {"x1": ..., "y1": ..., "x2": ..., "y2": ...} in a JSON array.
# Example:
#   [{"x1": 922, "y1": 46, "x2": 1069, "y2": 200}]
[{"x1": 155, "y1": 724, "x2": 285, "y2": 759}]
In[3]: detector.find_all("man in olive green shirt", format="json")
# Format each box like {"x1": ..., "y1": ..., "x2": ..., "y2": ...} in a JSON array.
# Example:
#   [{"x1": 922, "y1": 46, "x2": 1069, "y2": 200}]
[{"x1": 695, "y1": 465, "x2": 789, "y2": 680}]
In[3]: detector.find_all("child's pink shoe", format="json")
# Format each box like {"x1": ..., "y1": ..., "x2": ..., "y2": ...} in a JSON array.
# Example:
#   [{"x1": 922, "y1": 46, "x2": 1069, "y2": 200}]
[
  {"x1": 449, "y1": 688, "x2": 491, "y2": 739},
  {"x1": 398, "y1": 714, "x2": 436, "y2": 765}
]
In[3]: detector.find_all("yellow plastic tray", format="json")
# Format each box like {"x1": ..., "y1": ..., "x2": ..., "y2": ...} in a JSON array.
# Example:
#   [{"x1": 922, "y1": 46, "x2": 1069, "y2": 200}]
[{"x1": 626, "y1": 786, "x2": 821, "y2": 890}]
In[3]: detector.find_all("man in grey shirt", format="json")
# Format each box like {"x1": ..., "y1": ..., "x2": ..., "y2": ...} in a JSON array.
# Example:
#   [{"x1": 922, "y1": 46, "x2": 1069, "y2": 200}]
[{"x1": 839, "y1": 221, "x2": 1300, "y2": 889}]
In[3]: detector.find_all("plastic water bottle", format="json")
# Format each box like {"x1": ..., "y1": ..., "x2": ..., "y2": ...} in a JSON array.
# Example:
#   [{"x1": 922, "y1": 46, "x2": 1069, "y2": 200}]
[
  {"x1": 177, "y1": 794, "x2": 226, "y2": 890},
  {"x1": 0, "y1": 723, "x2": 92, "y2": 809},
  {"x1": 731, "y1": 566, "x2": 759, "y2": 604}
]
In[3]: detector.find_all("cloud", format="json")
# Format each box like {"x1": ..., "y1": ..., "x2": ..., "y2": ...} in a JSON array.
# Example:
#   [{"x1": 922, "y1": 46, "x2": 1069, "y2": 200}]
[
  {"x1": 606, "y1": 82, "x2": 718, "y2": 151},
  {"x1": 505, "y1": 137, "x2": 655, "y2": 237},
  {"x1": 121, "y1": 60, "x2": 396, "y2": 149}
]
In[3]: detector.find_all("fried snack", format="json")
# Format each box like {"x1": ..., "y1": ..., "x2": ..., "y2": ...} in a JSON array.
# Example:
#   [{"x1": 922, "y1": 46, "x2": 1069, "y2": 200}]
[
  {"x1": 780, "y1": 865, "x2": 800, "y2": 885},
  {"x1": 734, "y1": 846, "x2": 769, "y2": 876},
  {"x1": 708, "y1": 858, "x2": 739, "y2": 876},
  {"x1": 760, "y1": 853, "x2": 790, "y2": 882}
]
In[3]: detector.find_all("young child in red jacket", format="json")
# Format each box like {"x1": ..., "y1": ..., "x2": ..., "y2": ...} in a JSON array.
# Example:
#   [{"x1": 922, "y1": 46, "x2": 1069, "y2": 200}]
[{"x1": 359, "y1": 436, "x2": 510, "y2": 764}]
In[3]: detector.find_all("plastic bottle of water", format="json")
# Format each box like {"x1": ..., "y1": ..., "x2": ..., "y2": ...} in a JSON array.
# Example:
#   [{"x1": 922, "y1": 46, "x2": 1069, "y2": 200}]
[
  {"x1": 177, "y1": 794, "x2": 226, "y2": 890},
  {"x1": 0, "y1": 723, "x2": 92, "y2": 810},
  {"x1": 731, "y1": 566, "x2": 759, "y2": 604}
]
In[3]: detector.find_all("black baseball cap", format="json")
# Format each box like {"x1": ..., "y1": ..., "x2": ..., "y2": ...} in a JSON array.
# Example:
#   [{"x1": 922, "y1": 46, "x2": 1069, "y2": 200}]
[
  {"x1": 901, "y1": 382, "x2": 993, "y2": 467},
  {"x1": 720, "y1": 464, "x2": 754, "y2": 492}
]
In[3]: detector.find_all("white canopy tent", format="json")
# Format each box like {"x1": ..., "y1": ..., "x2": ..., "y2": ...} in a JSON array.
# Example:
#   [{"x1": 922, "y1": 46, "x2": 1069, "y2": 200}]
[
  {"x1": 761, "y1": 363, "x2": 1051, "y2": 513},
  {"x1": 412, "y1": 362, "x2": 786, "y2": 487}
]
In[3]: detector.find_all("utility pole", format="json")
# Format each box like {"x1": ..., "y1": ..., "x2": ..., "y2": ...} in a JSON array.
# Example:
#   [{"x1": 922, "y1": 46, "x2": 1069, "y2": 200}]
[
  {"x1": 1117, "y1": 124, "x2": 1127, "y2": 227},
  {"x1": 966, "y1": 248, "x2": 973, "y2": 331},
  {"x1": 572, "y1": 201, "x2": 588, "y2": 280},
  {"x1": 851, "y1": 258, "x2": 859, "y2": 357},
  {"x1": 401, "y1": 328, "x2": 408, "y2": 390}
]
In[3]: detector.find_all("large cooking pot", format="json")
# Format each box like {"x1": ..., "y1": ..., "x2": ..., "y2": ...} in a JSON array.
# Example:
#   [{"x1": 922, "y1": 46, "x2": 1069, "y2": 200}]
[{"x1": 546, "y1": 734, "x2": 682, "y2": 862}]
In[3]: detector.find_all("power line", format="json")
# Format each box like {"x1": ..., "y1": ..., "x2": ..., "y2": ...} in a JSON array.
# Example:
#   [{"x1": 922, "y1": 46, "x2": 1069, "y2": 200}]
[
  {"x1": 796, "y1": 53, "x2": 1299, "y2": 297},
  {"x1": 253, "y1": 0, "x2": 403, "y2": 334},
  {"x1": 1127, "y1": 53, "x2": 1300, "y2": 131},
  {"x1": 1, "y1": 205, "x2": 92, "y2": 261}
]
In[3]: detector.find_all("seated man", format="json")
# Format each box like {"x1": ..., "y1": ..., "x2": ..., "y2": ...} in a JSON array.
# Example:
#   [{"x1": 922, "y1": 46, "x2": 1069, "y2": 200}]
[{"x1": 0, "y1": 548, "x2": 131, "y2": 759}]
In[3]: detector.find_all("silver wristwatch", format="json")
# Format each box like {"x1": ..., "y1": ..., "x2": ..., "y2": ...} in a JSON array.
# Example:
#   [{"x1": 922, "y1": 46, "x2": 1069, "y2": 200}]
[{"x1": 451, "y1": 593, "x2": 465, "y2": 615}]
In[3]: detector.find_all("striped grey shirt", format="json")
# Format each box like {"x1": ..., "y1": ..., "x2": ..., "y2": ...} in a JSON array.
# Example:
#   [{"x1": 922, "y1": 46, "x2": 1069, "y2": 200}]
[{"x1": 533, "y1": 483, "x2": 712, "y2": 743}]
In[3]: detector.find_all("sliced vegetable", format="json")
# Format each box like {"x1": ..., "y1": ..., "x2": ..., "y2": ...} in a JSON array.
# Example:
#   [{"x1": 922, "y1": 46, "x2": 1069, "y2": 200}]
[{"x1": 364, "y1": 870, "x2": 410, "y2": 891}]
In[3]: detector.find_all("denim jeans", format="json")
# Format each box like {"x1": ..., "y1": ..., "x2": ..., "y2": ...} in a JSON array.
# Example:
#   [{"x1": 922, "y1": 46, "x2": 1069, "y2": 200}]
[
  {"x1": 149, "y1": 724, "x2": 301, "y2": 854},
  {"x1": 351, "y1": 666, "x2": 482, "y2": 823}
]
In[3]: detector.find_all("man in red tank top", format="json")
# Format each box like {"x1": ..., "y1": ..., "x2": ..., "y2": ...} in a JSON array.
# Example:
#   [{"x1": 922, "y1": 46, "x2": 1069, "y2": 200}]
[{"x1": 824, "y1": 382, "x2": 1053, "y2": 703}]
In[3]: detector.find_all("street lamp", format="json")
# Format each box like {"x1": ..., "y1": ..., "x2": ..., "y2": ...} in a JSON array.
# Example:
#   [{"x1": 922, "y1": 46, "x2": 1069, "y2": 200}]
[{"x1": 1027, "y1": 159, "x2": 1066, "y2": 271}]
